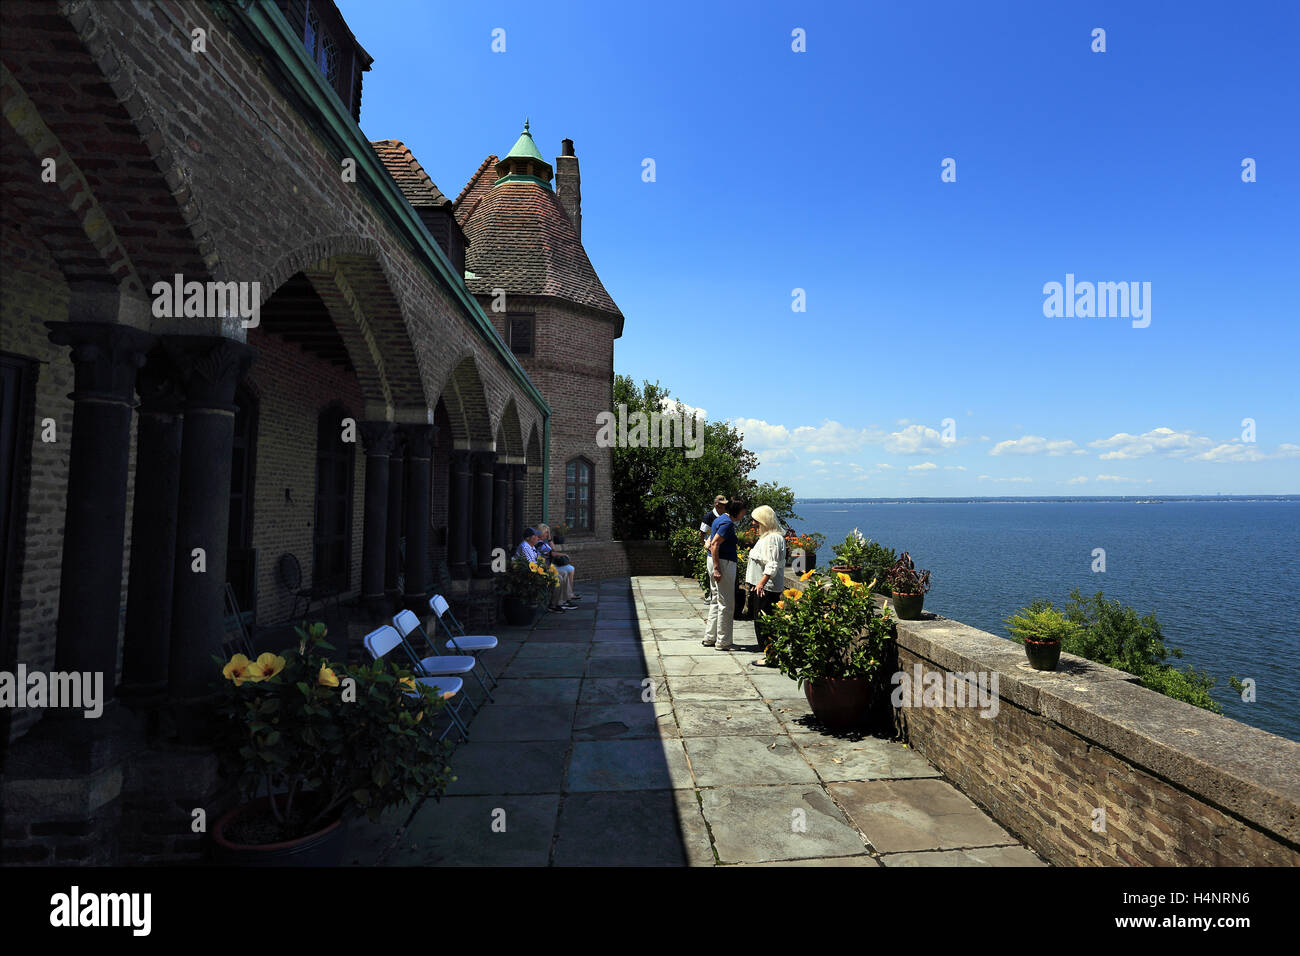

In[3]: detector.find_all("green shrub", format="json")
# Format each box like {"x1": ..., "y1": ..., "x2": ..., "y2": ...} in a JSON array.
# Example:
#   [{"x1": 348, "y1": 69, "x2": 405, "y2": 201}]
[{"x1": 1007, "y1": 590, "x2": 1223, "y2": 713}]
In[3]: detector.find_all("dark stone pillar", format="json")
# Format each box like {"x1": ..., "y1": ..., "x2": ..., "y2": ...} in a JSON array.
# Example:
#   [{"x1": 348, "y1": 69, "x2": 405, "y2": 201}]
[
  {"x1": 119, "y1": 350, "x2": 184, "y2": 710},
  {"x1": 384, "y1": 431, "x2": 405, "y2": 605},
  {"x1": 402, "y1": 424, "x2": 434, "y2": 610},
  {"x1": 45, "y1": 322, "x2": 153, "y2": 719},
  {"x1": 359, "y1": 422, "x2": 396, "y2": 615},
  {"x1": 447, "y1": 449, "x2": 471, "y2": 579},
  {"x1": 165, "y1": 337, "x2": 253, "y2": 716},
  {"x1": 472, "y1": 451, "x2": 496, "y2": 578},
  {"x1": 511, "y1": 464, "x2": 527, "y2": 547},
  {"x1": 493, "y1": 462, "x2": 509, "y2": 555}
]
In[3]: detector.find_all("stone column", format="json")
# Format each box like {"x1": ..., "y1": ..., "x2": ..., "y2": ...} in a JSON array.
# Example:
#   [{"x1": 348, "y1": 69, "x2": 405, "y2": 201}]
[
  {"x1": 119, "y1": 350, "x2": 184, "y2": 710},
  {"x1": 511, "y1": 464, "x2": 527, "y2": 547},
  {"x1": 165, "y1": 337, "x2": 253, "y2": 715},
  {"x1": 45, "y1": 322, "x2": 153, "y2": 716},
  {"x1": 472, "y1": 451, "x2": 496, "y2": 578},
  {"x1": 493, "y1": 461, "x2": 510, "y2": 555},
  {"x1": 359, "y1": 422, "x2": 396, "y2": 615},
  {"x1": 402, "y1": 424, "x2": 434, "y2": 610},
  {"x1": 384, "y1": 430, "x2": 405, "y2": 606},
  {"x1": 447, "y1": 449, "x2": 471, "y2": 579}
]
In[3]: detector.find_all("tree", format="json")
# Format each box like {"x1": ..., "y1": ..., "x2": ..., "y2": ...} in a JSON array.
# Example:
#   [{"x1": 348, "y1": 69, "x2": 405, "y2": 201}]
[{"x1": 610, "y1": 375, "x2": 798, "y2": 539}]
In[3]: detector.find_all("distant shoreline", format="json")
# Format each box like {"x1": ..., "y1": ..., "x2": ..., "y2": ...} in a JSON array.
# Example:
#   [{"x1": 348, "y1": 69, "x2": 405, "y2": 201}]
[{"x1": 796, "y1": 495, "x2": 1299, "y2": 505}]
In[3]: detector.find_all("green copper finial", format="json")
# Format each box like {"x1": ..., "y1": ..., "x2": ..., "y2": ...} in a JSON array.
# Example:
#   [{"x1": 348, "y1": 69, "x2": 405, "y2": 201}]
[
  {"x1": 503, "y1": 118, "x2": 546, "y2": 164},
  {"x1": 524, "y1": 117, "x2": 530, "y2": 133}
]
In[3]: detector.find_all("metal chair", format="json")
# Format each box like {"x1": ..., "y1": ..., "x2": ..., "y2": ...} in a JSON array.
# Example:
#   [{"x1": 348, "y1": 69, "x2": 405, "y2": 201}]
[
  {"x1": 363, "y1": 625, "x2": 469, "y2": 743},
  {"x1": 392, "y1": 609, "x2": 493, "y2": 707},
  {"x1": 277, "y1": 553, "x2": 339, "y2": 622},
  {"x1": 428, "y1": 595, "x2": 499, "y2": 686}
]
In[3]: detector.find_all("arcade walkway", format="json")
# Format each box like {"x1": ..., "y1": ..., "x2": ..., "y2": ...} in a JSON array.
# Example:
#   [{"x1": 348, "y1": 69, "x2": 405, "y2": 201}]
[{"x1": 346, "y1": 576, "x2": 1046, "y2": 866}]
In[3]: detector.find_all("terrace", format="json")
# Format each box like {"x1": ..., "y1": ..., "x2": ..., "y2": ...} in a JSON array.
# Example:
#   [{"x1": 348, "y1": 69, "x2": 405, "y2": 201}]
[{"x1": 345, "y1": 575, "x2": 1045, "y2": 866}]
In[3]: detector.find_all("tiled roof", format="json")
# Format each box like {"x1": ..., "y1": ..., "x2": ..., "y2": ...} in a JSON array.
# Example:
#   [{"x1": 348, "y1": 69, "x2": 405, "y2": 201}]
[
  {"x1": 458, "y1": 177, "x2": 623, "y2": 320},
  {"x1": 370, "y1": 139, "x2": 452, "y2": 209},
  {"x1": 453, "y1": 155, "x2": 499, "y2": 227}
]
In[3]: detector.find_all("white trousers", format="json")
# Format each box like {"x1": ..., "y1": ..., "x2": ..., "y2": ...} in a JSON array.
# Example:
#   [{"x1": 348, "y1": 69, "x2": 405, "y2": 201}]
[{"x1": 704, "y1": 558, "x2": 737, "y2": 648}]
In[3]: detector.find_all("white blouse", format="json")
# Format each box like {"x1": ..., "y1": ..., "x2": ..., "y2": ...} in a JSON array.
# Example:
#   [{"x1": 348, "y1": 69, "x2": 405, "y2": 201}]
[{"x1": 745, "y1": 532, "x2": 786, "y2": 592}]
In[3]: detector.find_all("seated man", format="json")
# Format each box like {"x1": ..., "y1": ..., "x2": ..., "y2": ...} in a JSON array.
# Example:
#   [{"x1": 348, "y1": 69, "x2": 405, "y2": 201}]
[
  {"x1": 537, "y1": 523, "x2": 579, "y2": 609},
  {"x1": 518, "y1": 527, "x2": 566, "y2": 614}
]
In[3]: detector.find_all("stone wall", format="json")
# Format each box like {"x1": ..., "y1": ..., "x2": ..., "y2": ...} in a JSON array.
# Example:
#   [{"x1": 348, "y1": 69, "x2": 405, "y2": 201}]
[{"x1": 888, "y1": 608, "x2": 1300, "y2": 866}]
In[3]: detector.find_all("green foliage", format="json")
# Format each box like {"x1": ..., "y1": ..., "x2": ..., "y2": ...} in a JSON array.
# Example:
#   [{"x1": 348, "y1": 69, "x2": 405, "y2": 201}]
[
  {"x1": 668, "y1": 526, "x2": 706, "y2": 579},
  {"x1": 212, "y1": 622, "x2": 454, "y2": 842},
  {"x1": 762, "y1": 573, "x2": 893, "y2": 687},
  {"x1": 1004, "y1": 603, "x2": 1079, "y2": 644},
  {"x1": 1007, "y1": 590, "x2": 1224, "y2": 714},
  {"x1": 610, "y1": 375, "x2": 797, "y2": 539},
  {"x1": 501, "y1": 556, "x2": 557, "y2": 604}
]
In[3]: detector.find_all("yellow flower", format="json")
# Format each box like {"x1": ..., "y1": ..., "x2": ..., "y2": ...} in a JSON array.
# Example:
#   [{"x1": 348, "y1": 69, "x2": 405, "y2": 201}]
[
  {"x1": 528, "y1": 561, "x2": 539, "y2": 572},
  {"x1": 317, "y1": 665, "x2": 339, "y2": 687},
  {"x1": 400, "y1": 676, "x2": 417, "y2": 691},
  {"x1": 776, "y1": 600, "x2": 786, "y2": 610},
  {"x1": 223, "y1": 654, "x2": 253, "y2": 686},
  {"x1": 783, "y1": 588, "x2": 802, "y2": 601},
  {"x1": 867, "y1": 577, "x2": 878, "y2": 591},
  {"x1": 800, "y1": 570, "x2": 815, "y2": 582},
  {"x1": 245, "y1": 652, "x2": 285, "y2": 682},
  {"x1": 836, "y1": 572, "x2": 853, "y2": 586}
]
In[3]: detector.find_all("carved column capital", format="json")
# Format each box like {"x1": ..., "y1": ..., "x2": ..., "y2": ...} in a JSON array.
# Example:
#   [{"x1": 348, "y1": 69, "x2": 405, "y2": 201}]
[
  {"x1": 46, "y1": 321, "x2": 153, "y2": 406},
  {"x1": 359, "y1": 421, "x2": 398, "y2": 457},
  {"x1": 162, "y1": 335, "x2": 253, "y2": 412}
]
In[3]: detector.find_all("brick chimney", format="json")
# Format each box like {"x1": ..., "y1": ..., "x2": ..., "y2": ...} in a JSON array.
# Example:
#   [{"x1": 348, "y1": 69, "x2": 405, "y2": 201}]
[{"x1": 555, "y1": 138, "x2": 581, "y2": 240}]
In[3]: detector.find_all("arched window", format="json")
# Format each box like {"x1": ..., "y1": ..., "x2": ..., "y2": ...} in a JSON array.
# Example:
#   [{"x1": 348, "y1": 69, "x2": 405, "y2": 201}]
[
  {"x1": 565, "y1": 457, "x2": 593, "y2": 532},
  {"x1": 313, "y1": 404, "x2": 355, "y2": 592}
]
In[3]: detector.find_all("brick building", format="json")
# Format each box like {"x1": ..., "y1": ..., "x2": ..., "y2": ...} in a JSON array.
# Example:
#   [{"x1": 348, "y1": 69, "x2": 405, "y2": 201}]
[{"x1": 0, "y1": 0, "x2": 629, "y2": 863}]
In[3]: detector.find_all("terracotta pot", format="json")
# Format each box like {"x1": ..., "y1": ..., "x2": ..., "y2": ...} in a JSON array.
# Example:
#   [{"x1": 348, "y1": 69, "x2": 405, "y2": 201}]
[
  {"x1": 891, "y1": 592, "x2": 925, "y2": 620},
  {"x1": 502, "y1": 596, "x2": 539, "y2": 626},
  {"x1": 1024, "y1": 639, "x2": 1061, "y2": 671},
  {"x1": 211, "y1": 796, "x2": 345, "y2": 866},
  {"x1": 803, "y1": 676, "x2": 873, "y2": 730}
]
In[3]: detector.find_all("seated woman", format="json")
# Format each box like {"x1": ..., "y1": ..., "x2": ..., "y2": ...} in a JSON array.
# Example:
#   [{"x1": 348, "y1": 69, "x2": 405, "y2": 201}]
[
  {"x1": 744, "y1": 505, "x2": 786, "y2": 667},
  {"x1": 536, "y1": 523, "x2": 579, "y2": 609}
]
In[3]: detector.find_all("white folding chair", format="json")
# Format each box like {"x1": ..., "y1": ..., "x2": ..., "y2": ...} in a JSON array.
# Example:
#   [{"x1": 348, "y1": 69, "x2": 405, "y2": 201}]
[
  {"x1": 363, "y1": 625, "x2": 469, "y2": 742},
  {"x1": 429, "y1": 595, "x2": 499, "y2": 686},
  {"x1": 393, "y1": 609, "x2": 493, "y2": 706}
]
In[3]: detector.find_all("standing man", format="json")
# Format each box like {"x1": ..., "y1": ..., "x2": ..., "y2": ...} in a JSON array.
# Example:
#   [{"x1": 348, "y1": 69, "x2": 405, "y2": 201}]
[
  {"x1": 702, "y1": 498, "x2": 746, "y2": 651},
  {"x1": 699, "y1": 495, "x2": 728, "y2": 605}
]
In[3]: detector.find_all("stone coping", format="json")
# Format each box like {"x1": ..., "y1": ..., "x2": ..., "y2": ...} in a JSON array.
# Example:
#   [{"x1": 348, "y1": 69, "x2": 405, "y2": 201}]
[{"x1": 888, "y1": 604, "x2": 1300, "y2": 846}]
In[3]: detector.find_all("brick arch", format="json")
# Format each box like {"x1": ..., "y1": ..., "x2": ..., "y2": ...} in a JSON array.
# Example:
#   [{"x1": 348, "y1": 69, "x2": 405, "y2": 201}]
[
  {"x1": 436, "y1": 353, "x2": 493, "y2": 447},
  {"x1": 2, "y1": 2, "x2": 212, "y2": 286},
  {"x1": 260, "y1": 236, "x2": 427, "y2": 413},
  {"x1": 494, "y1": 399, "x2": 525, "y2": 460},
  {"x1": 0, "y1": 63, "x2": 143, "y2": 295}
]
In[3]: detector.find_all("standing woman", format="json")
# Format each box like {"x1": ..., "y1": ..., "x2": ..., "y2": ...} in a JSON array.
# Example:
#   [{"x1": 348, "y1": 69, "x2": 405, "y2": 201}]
[{"x1": 745, "y1": 505, "x2": 787, "y2": 667}]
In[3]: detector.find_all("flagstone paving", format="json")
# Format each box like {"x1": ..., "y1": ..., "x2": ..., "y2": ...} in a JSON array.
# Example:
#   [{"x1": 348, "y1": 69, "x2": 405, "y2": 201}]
[{"x1": 346, "y1": 575, "x2": 1047, "y2": 867}]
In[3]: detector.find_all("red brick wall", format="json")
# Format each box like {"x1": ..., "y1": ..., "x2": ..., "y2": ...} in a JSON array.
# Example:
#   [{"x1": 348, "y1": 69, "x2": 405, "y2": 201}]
[{"x1": 244, "y1": 327, "x2": 366, "y2": 626}]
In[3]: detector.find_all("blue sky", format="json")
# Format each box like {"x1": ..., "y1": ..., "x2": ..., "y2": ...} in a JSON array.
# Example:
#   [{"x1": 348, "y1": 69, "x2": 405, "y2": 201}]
[{"x1": 337, "y1": 0, "x2": 1299, "y2": 497}]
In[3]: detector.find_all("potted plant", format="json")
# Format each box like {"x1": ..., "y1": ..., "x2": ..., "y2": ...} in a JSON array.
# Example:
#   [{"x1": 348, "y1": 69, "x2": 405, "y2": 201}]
[
  {"x1": 501, "y1": 556, "x2": 557, "y2": 625},
  {"x1": 1005, "y1": 602, "x2": 1077, "y2": 671},
  {"x1": 830, "y1": 528, "x2": 868, "y2": 580},
  {"x1": 211, "y1": 622, "x2": 453, "y2": 865},
  {"x1": 551, "y1": 522, "x2": 570, "y2": 545},
  {"x1": 668, "y1": 526, "x2": 706, "y2": 580},
  {"x1": 786, "y1": 531, "x2": 824, "y2": 571},
  {"x1": 886, "y1": 552, "x2": 931, "y2": 620},
  {"x1": 762, "y1": 571, "x2": 893, "y2": 729}
]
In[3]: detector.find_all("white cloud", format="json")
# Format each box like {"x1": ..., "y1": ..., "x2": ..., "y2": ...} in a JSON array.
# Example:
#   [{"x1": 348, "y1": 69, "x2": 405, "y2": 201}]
[
  {"x1": 908, "y1": 462, "x2": 938, "y2": 471},
  {"x1": 732, "y1": 417, "x2": 886, "y2": 455},
  {"x1": 978, "y1": 475, "x2": 1033, "y2": 483},
  {"x1": 990, "y1": 435, "x2": 1082, "y2": 457},
  {"x1": 808, "y1": 459, "x2": 826, "y2": 466},
  {"x1": 1191, "y1": 442, "x2": 1300, "y2": 463},
  {"x1": 1096, "y1": 474, "x2": 1138, "y2": 482},
  {"x1": 1066, "y1": 476, "x2": 1089, "y2": 484},
  {"x1": 661, "y1": 397, "x2": 706, "y2": 421},
  {"x1": 884, "y1": 424, "x2": 962, "y2": 455},
  {"x1": 1089, "y1": 426, "x2": 1212, "y2": 460},
  {"x1": 944, "y1": 465, "x2": 967, "y2": 471}
]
